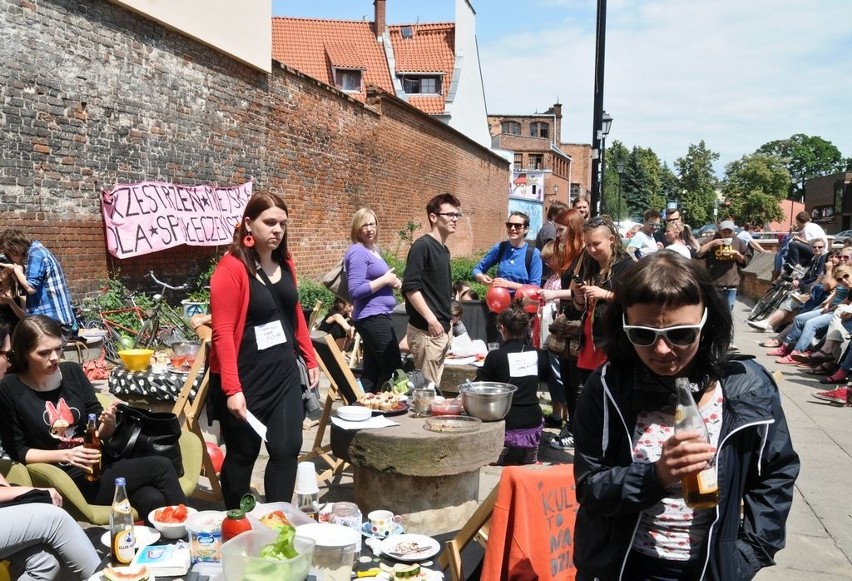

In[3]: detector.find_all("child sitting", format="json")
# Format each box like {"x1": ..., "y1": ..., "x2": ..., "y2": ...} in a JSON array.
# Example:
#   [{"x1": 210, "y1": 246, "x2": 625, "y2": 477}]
[
  {"x1": 474, "y1": 303, "x2": 545, "y2": 465},
  {"x1": 318, "y1": 298, "x2": 355, "y2": 351}
]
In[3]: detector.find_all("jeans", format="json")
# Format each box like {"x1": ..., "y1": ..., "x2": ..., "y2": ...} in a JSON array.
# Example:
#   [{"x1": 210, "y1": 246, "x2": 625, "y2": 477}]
[
  {"x1": 785, "y1": 239, "x2": 814, "y2": 269},
  {"x1": 785, "y1": 309, "x2": 832, "y2": 352},
  {"x1": 0, "y1": 503, "x2": 100, "y2": 580},
  {"x1": 354, "y1": 314, "x2": 402, "y2": 394}
]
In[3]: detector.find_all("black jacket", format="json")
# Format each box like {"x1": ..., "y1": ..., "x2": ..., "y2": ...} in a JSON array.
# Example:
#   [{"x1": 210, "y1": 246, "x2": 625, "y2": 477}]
[{"x1": 573, "y1": 358, "x2": 800, "y2": 580}]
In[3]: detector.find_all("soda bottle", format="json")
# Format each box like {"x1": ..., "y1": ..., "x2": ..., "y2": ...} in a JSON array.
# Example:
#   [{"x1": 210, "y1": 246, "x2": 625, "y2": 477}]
[
  {"x1": 674, "y1": 378, "x2": 719, "y2": 510},
  {"x1": 110, "y1": 477, "x2": 136, "y2": 565},
  {"x1": 84, "y1": 413, "x2": 101, "y2": 482}
]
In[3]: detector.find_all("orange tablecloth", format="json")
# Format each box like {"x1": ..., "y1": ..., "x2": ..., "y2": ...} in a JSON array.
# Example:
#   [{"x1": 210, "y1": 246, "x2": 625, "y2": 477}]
[{"x1": 482, "y1": 464, "x2": 577, "y2": 580}]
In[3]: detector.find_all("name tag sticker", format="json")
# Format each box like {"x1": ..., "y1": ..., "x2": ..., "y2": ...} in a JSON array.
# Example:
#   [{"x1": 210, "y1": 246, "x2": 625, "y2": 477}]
[
  {"x1": 508, "y1": 351, "x2": 538, "y2": 377},
  {"x1": 255, "y1": 320, "x2": 287, "y2": 350}
]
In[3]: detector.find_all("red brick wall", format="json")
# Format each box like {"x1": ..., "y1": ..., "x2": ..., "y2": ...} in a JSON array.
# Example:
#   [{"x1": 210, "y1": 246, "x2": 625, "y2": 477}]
[{"x1": 0, "y1": 0, "x2": 508, "y2": 300}]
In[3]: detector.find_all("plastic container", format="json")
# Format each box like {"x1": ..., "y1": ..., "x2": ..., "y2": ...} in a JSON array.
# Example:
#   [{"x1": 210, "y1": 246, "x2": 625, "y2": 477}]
[
  {"x1": 185, "y1": 510, "x2": 224, "y2": 564},
  {"x1": 221, "y1": 529, "x2": 315, "y2": 581},
  {"x1": 296, "y1": 523, "x2": 360, "y2": 581},
  {"x1": 117, "y1": 349, "x2": 154, "y2": 372}
]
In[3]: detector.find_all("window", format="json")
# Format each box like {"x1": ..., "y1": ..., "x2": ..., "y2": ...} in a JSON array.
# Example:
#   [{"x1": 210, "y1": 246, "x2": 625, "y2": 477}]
[
  {"x1": 501, "y1": 121, "x2": 521, "y2": 135},
  {"x1": 530, "y1": 122, "x2": 550, "y2": 138},
  {"x1": 530, "y1": 154, "x2": 544, "y2": 170},
  {"x1": 400, "y1": 75, "x2": 441, "y2": 94},
  {"x1": 571, "y1": 183, "x2": 581, "y2": 196},
  {"x1": 334, "y1": 69, "x2": 361, "y2": 92},
  {"x1": 514, "y1": 153, "x2": 523, "y2": 167}
]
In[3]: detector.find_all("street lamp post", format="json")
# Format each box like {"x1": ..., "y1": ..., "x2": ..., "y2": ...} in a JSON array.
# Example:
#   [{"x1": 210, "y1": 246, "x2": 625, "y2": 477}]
[
  {"x1": 598, "y1": 112, "x2": 613, "y2": 214},
  {"x1": 617, "y1": 160, "x2": 625, "y2": 222}
]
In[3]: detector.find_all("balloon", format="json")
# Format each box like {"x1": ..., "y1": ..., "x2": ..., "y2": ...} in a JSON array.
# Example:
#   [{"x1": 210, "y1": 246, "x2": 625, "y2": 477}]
[
  {"x1": 205, "y1": 440, "x2": 225, "y2": 474},
  {"x1": 486, "y1": 285, "x2": 512, "y2": 314},
  {"x1": 515, "y1": 285, "x2": 542, "y2": 314}
]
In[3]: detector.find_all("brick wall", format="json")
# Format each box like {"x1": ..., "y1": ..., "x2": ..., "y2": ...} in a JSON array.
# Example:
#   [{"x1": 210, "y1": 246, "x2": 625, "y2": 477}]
[{"x1": 0, "y1": 0, "x2": 508, "y2": 300}]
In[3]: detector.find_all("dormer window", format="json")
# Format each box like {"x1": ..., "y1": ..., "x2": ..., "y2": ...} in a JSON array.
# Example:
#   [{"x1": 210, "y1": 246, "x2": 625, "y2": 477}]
[
  {"x1": 399, "y1": 74, "x2": 442, "y2": 95},
  {"x1": 333, "y1": 68, "x2": 362, "y2": 92},
  {"x1": 530, "y1": 122, "x2": 550, "y2": 138}
]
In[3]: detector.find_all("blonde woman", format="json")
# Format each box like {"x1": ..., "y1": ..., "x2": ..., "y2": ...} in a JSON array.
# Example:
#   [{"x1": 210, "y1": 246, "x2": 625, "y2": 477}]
[{"x1": 345, "y1": 208, "x2": 402, "y2": 394}]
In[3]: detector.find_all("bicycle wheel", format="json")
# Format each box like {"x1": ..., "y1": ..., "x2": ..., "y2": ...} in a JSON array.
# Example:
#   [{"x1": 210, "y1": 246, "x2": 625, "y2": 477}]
[
  {"x1": 134, "y1": 318, "x2": 160, "y2": 349},
  {"x1": 747, "y1": 284, "x2": 789, "y2": 322},
  {"x1": 85, "y1": 321, "x2": 123, "y2": 364}
]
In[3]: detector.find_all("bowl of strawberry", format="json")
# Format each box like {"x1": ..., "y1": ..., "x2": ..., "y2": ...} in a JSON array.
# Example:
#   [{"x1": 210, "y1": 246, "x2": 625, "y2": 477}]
[{"x1": 149, "y1": 504, "x2": 198, "y2": 539}]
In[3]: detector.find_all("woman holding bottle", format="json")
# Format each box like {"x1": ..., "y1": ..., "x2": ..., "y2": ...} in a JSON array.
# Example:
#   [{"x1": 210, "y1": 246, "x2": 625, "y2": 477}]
[
  {"x1": 209, "y1": 192, "x2": 320, "y2": 509},
  {"x1": 345, "y1": 208, "x2": 402, "y2": 394},
  {"x1": 572, "y1": 251, "x2": 800, "y2": 580}
]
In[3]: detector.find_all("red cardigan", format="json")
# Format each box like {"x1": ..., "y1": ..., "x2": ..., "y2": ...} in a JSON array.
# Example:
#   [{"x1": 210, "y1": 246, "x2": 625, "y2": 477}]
[{"x1": 209, "y1": 252, "x2": 318, "y2": 397}]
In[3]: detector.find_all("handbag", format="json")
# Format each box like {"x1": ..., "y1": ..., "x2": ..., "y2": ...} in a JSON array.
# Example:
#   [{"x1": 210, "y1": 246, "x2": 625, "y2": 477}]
[
  {"x1": 545, "y1": 314, "x2": 582, "y2": 359},
  {"x1": 257, "y1": 268, "x2": 321, "y2": 418},
  {"x1": 104, "y1": 404, "x2": 184, "y2": 477},
  {"x1": 0, "y1": 488, "x2": 53, "y2": 509},
  {"x1": 321, "y1": 259, "x2": 350, "y2": 301}
]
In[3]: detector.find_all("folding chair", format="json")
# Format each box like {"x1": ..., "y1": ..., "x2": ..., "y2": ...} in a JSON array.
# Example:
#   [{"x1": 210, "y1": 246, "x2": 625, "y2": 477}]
[
  {"x1": 438, "y1": 484, "x2": 498, "y2": 581},
  {"x1": 308, "y1": 299, "x2": 323, "y2": 331},
  {"x1": 300, "y1": 332, "x2": 365, "y2": 485}
]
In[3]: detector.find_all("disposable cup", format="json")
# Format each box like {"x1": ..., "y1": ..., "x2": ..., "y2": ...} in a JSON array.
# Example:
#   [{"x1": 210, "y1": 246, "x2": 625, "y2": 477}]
[{"x1": 295, "y1": 461, "x2": 319, "y2": 494}]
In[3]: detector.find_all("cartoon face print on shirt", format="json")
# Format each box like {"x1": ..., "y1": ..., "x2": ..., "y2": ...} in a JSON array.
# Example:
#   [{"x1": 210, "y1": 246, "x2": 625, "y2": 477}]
[{"x1": 44, "y1": 398, "x2": 83, "y2": 448}]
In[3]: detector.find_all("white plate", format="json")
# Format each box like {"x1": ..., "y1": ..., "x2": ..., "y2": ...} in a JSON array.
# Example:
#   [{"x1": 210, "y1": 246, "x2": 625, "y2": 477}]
[
  {"x1": 88, "y1": 571, "x2": 156, "y2": 581},
  {"x1": 379, "y1": 533, "x2": 440, "y2": 562},
  {"x1": 99, "y1": 526, "x2": 161, "y2": 550},
  {"x1": 443, "y1": 356, "x2": 476, "y2": 366}
]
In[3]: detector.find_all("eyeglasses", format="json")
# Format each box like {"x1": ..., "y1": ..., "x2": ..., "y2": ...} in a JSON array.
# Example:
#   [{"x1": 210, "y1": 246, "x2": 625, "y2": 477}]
[
  {"x1": 360, "y1": 222, "x2": 376, "y2": 230},
  {"x1": 436, "y1": 212, "x2": 463, "y2": 220},
  {"x1": 840, "y1": 274, "x2": 852, "y2": 281},
  {"x1": 505, "y1": 222, "x2": 527, "y2": 230},
  {"x1": 840, "y1": 255, "x2": 852, "y2": 261},
  {"x1": 622, "y1": 308, "x2": 708, "y2": 347}
]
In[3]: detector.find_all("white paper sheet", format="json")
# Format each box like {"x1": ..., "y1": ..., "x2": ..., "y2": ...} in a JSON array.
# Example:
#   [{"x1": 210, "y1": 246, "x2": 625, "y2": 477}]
[{"x1": 245, "y1": 410, "x2": 268, "y2": 441}]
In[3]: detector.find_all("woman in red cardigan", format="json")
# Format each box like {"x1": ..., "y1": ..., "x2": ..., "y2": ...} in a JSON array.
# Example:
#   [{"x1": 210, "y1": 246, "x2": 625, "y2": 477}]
[{"x1": 209, "y1": 192, "x2": 319, "y2": 509}]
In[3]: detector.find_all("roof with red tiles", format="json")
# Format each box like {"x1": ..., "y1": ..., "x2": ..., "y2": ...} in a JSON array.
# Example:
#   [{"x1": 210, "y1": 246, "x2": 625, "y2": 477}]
[{"x1": 271, "y1": 17, "x2": 455, "y2": 114}]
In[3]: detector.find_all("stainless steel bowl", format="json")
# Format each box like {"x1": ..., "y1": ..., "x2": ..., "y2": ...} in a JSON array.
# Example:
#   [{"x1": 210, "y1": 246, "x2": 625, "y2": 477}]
[{"x1": 459, "y1": 382, "x2": 518, "y2": 421}]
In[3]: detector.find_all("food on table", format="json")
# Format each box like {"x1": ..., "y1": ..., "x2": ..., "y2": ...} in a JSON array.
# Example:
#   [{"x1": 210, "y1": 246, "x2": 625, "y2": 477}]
[
  {"x1": 393, "y1": 563, "x2": 422, "y2": 578},
  {"x1": 243, "y1": 524, "x2": 301, "y2": 579},
  {"x1": 153, "y1": 504, "x2": 189, "y2": 523},
  {"x1": 101, "y1": 564, "x2": 151, "y2": 581},
  {"x1": 358, "y1": 392, "x2": 402, "y2": 411},
  {"x1": 258, "y1": 510, "x2": 292, "y2": 529}
]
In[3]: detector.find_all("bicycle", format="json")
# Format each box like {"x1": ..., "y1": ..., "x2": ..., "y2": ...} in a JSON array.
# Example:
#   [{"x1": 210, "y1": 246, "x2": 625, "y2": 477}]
[
  {"x1": 746, "y1": 266, "x2": 806, "y2": 323},
  {"x1": 134, "y1": 271, "x2": 195, "y2": 349},
  {"x1": 75, "y1": 291, "x2": 146, "y2": 364}
]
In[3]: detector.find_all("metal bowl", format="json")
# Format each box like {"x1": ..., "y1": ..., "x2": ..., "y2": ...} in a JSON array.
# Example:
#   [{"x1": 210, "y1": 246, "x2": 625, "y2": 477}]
[{"x1": 459, "y1": 382, "x2": 518, "y2": 422}]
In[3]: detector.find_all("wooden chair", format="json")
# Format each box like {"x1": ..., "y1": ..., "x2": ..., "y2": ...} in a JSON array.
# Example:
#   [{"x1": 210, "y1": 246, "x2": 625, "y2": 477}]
[
  {"x1": 170, "y1": 338, "x2": 223, "y2": 502},
  {"x1": 300, "y1": 332, "x2": 365, "y2": 485},
  {"x1": 308, "y1": 299, "x2": 323, "y2": 331},
  {"x1": 438, "y1": 485, "x2": 498, "y2": 581}
]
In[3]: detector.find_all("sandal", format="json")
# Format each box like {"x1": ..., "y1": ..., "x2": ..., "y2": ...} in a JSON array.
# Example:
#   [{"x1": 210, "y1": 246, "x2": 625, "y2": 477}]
[
  {"x1": 804, "y1": 366, "x2": 835, "y2": 376},
  {"x1": 760, "y1": 338, "x2": 782, "y2": 348}
]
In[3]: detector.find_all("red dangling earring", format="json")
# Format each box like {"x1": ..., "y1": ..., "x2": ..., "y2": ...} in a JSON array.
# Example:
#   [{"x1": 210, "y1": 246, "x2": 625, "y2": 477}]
[{"x1": 243, "y1": 233, "x2": 255, "y2": 248}]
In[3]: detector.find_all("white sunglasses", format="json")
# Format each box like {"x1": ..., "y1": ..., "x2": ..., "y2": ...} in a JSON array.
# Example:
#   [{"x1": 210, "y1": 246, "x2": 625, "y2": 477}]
[{"x1": 622, "y1": 308, "x2": 708, "y2": 347}]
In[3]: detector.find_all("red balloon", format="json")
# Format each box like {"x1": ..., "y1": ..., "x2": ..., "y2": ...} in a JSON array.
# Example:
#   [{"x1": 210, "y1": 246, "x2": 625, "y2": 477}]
[
  {"x1": 205, "y1": 440, "x2": 225, "y2": 474},
  {"x1": 515, "y1": 285, "x2": 542, "y2": 314},
  {"x1": 486, "y1": 285, "x2": 512, "y2": 314}
]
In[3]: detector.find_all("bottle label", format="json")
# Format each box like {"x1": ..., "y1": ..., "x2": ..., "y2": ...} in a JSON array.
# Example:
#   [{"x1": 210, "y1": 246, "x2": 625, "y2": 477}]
[
  {"x1": 113, "y1": 499, "x2": 132, "y2": 514},
  {"x1": 697, "y1": 466, "x2": 718, "y2": 494},
  {"x1": 112, "y1": 528, "x2": 136, "y2": 564}
]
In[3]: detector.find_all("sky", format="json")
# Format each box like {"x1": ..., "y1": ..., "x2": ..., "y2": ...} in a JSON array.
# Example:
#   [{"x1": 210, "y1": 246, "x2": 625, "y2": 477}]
[{"x1": 272, "y1": 0, "x2": 852, "y2": 175}]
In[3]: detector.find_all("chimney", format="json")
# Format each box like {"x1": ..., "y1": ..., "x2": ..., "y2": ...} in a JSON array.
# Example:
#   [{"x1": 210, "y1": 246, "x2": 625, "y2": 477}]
[{"x1": 374, "y1": 0, "x2": 387, "y2": 38}]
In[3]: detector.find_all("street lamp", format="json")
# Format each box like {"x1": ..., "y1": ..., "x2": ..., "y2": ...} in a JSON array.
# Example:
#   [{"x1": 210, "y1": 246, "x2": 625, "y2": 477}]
[
  {"x1": 597, "y1": 111, "x2": 613, "y2": 214},
  {"x1": 617, "y1": 160, "x2": 625, "y2": 222}
]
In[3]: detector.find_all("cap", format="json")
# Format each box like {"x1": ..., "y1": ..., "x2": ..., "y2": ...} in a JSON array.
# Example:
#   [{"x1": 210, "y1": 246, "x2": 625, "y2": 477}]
[{"x1": 719, "y1": 220, "x2": 736, "y2": 231}]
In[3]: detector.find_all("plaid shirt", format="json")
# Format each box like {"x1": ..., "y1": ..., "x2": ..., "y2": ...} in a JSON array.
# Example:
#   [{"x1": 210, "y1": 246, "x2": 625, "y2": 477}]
[{"x1": 24, "y1": 241, "x2": 77, "y2": 331}]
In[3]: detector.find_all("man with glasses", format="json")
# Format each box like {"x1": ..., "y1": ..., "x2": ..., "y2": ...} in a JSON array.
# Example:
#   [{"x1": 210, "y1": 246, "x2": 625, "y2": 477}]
[
  {"x1": 653, "y1": 206, "x2": 681, "y2": 246},
  {"x1": 402, "y1": 193, "x2": 462, "y2": 385},
  {"x1": 473, "y1": 211, "x2": 542, "y2": 291},
  {"x1": 627, "y1": 209, "x2": 662, "y2": 259}
]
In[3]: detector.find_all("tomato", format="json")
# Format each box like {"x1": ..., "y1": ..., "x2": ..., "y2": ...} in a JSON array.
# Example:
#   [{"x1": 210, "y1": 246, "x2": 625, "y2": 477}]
[
  {"x1": 154, "y1": 504, "x2": 188, "y2": 523},
  {"x1": 222, "y1": 509, "x2": 252, "y2": 542}
]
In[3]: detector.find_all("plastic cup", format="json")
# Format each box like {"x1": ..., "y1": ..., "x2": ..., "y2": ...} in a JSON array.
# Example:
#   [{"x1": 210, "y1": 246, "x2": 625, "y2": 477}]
[
  {"x1": 295, "y1": 461, "x2": 319, "y2": 494},
  {"x1": 487, "y1": 342, "x2": 500, "y2": 352}
]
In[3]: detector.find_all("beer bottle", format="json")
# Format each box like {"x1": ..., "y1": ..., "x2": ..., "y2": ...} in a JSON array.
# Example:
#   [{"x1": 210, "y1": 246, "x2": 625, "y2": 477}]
[
  {"x1": 110, "y1": 477, "x2": 136, "y2": 565},
  {"x1": 84, "y1": 413, "x2": 101, "y2": 482},
  {"x1": 674, "y1": 378, "x2": 719, "y2": 510}
]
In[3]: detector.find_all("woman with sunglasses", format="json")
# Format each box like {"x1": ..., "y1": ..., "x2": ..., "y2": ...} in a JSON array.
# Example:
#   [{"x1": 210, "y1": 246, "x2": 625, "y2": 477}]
[
  {"x1": 472, "y1": 211, "x2": 542, "y2": 292},
  {"x1": 573, "y1": 251, "x2": 799, "y2": 581}
]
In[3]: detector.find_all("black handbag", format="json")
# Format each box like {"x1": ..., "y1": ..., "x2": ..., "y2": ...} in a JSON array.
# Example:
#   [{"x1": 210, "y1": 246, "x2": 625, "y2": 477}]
[{"x1": 104, "y1": 404, "x2": 184, "y2": 477}]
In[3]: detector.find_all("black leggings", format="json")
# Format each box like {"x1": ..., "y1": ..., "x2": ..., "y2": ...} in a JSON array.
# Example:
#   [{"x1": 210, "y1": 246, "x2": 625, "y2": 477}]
[
  {"x1": 354, "y1": 314, "x2": 401, "y2": 394},
  {"x1": 80, "y1": 456, "x2": 186, "y2": 521},
  {"x1": 557, "y1": 355, "x2": 583, "y2": 434},
  {"x1": 218, "y1": 386, "x2": 303, "y2": 509}
]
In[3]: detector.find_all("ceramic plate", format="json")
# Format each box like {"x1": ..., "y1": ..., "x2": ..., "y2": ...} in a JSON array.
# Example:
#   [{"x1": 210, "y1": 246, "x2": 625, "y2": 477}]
[
  {"x1": 380, "y1": 533, "x2": 440, "y2": 562},
  {"x1": 99, "y1": 526, "x2": 161, "y2": 550},
  {"x1": 361, "y1": 520, "x2": 405, "y2": 538}
]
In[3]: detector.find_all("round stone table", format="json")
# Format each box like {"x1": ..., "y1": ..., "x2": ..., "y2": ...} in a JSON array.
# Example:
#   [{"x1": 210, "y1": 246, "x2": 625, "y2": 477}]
[{"x1": 330, "y1": 413, "x2": 504, "y2": 535}]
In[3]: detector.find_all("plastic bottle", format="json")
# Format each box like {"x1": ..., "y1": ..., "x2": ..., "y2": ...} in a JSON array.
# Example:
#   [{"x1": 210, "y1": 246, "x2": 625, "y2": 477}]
[
  {"x1": 84, "y1": 413, "x2": 101, "y2": 482},
  {"x1": 110, "y1": 477, "x2": 136, "y2": 565},
  {"x1": 674, "y1": 378, "x2": 719, "y2": 510}
]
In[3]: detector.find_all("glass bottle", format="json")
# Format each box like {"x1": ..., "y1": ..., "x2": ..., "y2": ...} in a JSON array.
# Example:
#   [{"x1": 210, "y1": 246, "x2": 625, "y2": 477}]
[
  {"x1": 110, "y1": 477, "x2": 136, "y2": 565},
  {"x1": 674, "y1": 378, "x2": 719, "y2": 510},
  {"x1": 84, "y1": 413, "x2": 101, "y2": 482}
]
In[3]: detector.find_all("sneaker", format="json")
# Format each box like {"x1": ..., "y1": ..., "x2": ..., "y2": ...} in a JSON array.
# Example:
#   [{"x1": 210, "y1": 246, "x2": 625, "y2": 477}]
[
  {"x1": 767, "y1": 346, "x2": 790, "y2": 357},
  {"x1": 813, "y1": 386, "x2": 850, "y2": 406},
  {"x1": 748, "y1": 319, "x2": 770, "y2": 331},
  {"x1": 820, "y1": 370, "x2": 849, "y2": 384},
  {"x1": 549, "y1": 431, "x2": 575, "y2": 450},
  {"x1": 776, "y1": 352, "x2": 802, "y2": 364}
]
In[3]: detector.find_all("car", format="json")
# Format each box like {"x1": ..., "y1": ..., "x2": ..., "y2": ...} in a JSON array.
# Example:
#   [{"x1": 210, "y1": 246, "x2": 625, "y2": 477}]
[
  {"x1": 692, "y1": 224, "x2": 719, "y2": 242},
  {"x1": 834, "y1": 230, "x2": 852, "y2": 244}
]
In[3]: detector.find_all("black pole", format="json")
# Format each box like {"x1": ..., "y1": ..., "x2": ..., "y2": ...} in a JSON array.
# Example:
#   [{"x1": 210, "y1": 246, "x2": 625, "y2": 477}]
[{"x1": 590, "y1": 0, "x2": 607, "y2": 216}]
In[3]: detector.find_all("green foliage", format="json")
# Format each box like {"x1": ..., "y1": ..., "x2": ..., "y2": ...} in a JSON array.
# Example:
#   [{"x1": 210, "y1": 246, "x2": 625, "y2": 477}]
[
  {"x1": 675, "y1": 141, "x2": 720, "y2": 225},
  {"x1": 721, "y1": 153, "x2": 789, "y2": 226},
  {"x1": 394, "y1": 220, "x2": 421, "y2": 255},
  {"x1": 756, "y1": 134, "x2": 846, "y2": 197},
  {"x1": 298, "y1": 278, "x2": 336, "y2": 311},
  {"x1": 84, "y1": 275, "x2": 153, "y2": 335},
  {"x1": 450, "y1": 252, "x2": 488, "y2": 298},
  {"x1": 186, "y1": 256, "x2": 217, "y2": 303}
]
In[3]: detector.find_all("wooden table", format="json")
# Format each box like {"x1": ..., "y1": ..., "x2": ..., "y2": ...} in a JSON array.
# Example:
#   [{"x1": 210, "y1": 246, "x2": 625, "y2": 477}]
[{"x1": 330, "y1": 413, "x2": 504, "y2": 536}]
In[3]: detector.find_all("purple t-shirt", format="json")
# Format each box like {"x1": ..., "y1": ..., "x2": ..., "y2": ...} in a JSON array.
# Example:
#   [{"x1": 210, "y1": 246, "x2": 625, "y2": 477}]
[{"x1": 344, "y1": 243, "x2": 397, "y2": 320}]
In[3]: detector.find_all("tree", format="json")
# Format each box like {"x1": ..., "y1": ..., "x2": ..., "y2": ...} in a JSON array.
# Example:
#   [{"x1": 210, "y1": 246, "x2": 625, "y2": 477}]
[
  {"x1": 721, "y1": 153, "x2": 789, "y2": 227},
  {"x1": 674, "y1": 141, "x2": 719, "y2": 226},
  {"x1": 756, "y1": 134, "x2": 845, "y2": 198},
  {"x1": 657, "y1": 162, "x2": 678, "y2": 213},
  {"x1": 602, "y1": 141, "x2": 629, "y2": 220}
]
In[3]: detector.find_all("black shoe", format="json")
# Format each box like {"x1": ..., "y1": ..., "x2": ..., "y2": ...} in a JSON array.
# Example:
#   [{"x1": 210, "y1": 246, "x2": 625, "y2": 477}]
[
  {"x1": 549, "y1": 428, "x2": 575, "y2": 450},
  {"x1": 544, "y1": 414, "x2": 563, "y2": 429}
]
